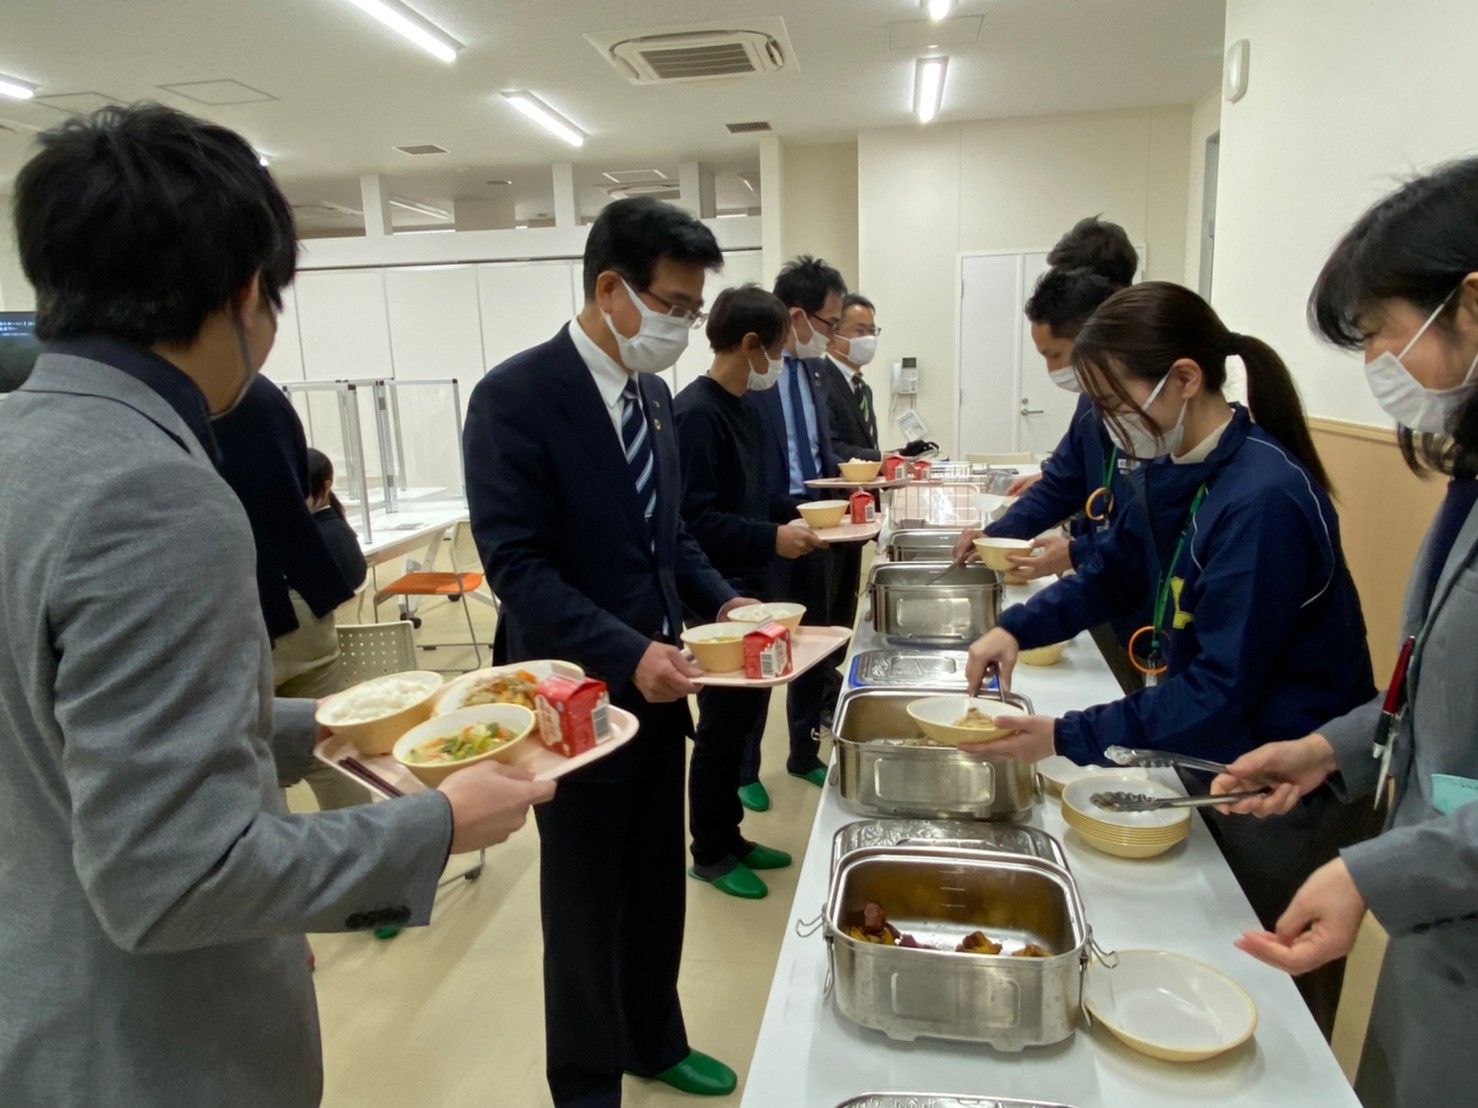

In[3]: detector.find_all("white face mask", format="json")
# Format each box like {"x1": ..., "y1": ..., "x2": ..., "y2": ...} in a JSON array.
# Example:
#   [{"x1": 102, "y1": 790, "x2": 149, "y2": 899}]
[
  {"x1": 1363, "y1": 290, "x2": 1478, "y2": 434},
  {"x1": 1048, "y1": 366, "x2": 1082, "y2": 394},
  {"x1": 211, "y1": 315, "x2": 259, "y2": 419},
  {"x1": 746, "y1": 347, "x2": 784, "y2": 391},
  {"x1": 841, "y1": 334, "x2": 878, "y2": 367},
  {"x1": 793, "y1": 316, "x2": 830, "y2": 360},
  {"x1": 602, "y1": 277, "x2": 691, "y2": 374},
  {"x1": 1106, "y1": 373, "x2": 1188, "y2": 459}
]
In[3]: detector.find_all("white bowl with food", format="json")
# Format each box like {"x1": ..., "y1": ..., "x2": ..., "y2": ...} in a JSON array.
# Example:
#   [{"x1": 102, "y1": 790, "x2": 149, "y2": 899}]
[
  {"x1": 681, "y1": 623, "x2": 749, "y2": 674},
  {"x1": 1038, "y1": 755, "x2": 1149, "y2": 796},
  {"x1": 392, "y1": 703, "x2": 537, "y2": 787},
  {"x1": 723, "y1": 601, "x2": 806, "y2": 632},
  {"x1": 796, "y1": 500, "x2": 849, "y2": 530},
  {"x1": 905, "y1": 695, "x2": 1029, "y2": 746},
  {"x1": 838, "y1": 459, "x2": 882, "y2": 483},
  {"x1": 315, "y1": 670, "x2": 444, "y2": 755},
  {"x1": 1083, "y1": 950, "x2": 1258, "y2": 1062},
  {"x1": 436, "y1": 660, "x2": 585, "y2": 715}
]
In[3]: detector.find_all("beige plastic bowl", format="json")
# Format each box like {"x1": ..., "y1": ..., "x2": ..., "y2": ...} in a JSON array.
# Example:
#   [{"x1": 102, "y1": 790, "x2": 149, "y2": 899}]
[
  {"x1": 315, "y1": 670, "x2": 444, "y2": 755},
  {"x1": 681, "y1": 623, "x2": 748, "y2": 674},
  {"x1": 973, "y1": 536, "x2": 1035, "y2": 572},
  {"x1": 724, "y1": 601, "x2": 806, "y2": 632},
  {"x1": 392, "y1": 703, "x2": 536, "y2": 787},
  {"x1": 1019, "y1": 642, "x2": 1067, "y2": 667},
  {"x1": 796, "y1": 501, "x2": 849, "y2": 530},
  {"x1": 838, "y1": 460, "x2": 882, "y2": 483},
  {"x1": 905, "y1": 695, "x2": 1029, "y2": 746}
]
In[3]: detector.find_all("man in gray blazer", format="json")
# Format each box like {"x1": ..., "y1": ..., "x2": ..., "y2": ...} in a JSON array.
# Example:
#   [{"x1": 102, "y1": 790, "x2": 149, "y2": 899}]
[{"x1": 0, "y1": 105, "x2": 554, "y2": 1107}]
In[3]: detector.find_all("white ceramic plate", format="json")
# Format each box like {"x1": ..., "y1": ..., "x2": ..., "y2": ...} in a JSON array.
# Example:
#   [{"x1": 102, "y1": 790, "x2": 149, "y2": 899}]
[
  {"x1": 1084, "y1": 950, "x2": 1258, "y2": 1062},
  {"x1": 435, "y1": 660, "x2": 584, "y2": 715},
  {"x1": 1062, "y1": 774, "x2": 1191, "y2": 832},
  {"x1": 1039, "y1": 756, "x2": 1150, "y2": 794}
]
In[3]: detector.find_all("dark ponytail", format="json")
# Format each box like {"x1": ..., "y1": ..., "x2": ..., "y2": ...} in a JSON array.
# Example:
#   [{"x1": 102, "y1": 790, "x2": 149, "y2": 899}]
[
  {"x1": 306, "y1": 447, "x2": 347, "y2": 522},
  {"x1": 1073, "y1": 281, "x2": 1333, "y2": 492}
]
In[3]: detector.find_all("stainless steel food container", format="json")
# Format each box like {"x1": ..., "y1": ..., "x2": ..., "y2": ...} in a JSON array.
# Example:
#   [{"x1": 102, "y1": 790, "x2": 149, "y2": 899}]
[
  {"x1": 836, "y1": 1096, "x2": 1079, "y2": 1108},
  {"x1": 848, "y1": 649, "x2": 972, "y2": 688},
  {"x1": 830, "y1": 687, "x2": 1037, "y2": 821},
  {"x1": 830, "y1": 819, "x2": 1067, "y2": 873},
  {"x1": 825, "y1": 846, "x2": 1089, "y2": 1050},
  {"x1": 869, "y1": 562, "x2": 1001, "y2": 646},
  {"x1": 884, "y1": 529, "x2": 961, "y2": 562}
]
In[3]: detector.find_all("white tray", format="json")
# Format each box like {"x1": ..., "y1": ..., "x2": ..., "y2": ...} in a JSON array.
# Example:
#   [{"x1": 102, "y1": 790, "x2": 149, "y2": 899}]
[
  {"x1": 313, "y1": 704, "x2": 640, "y2": 798},
  {"x1": 691, "y1": 625, "x2": 852, "y2": 689},
  {"x1": 804, "y1": 477, "x2": 910, "y2": 490},
  {"x1": 813, "y1": 521, "x2": 881, "y2": 544}
]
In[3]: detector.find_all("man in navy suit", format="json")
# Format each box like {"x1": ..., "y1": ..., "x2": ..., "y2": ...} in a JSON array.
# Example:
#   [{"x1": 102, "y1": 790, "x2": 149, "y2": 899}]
[
  {"x1": 745, "y1": 256, "x2": 849, "y2": 808},
  {"x1": 463, "y1": 198, "x2": 753, "y2": 1107}
]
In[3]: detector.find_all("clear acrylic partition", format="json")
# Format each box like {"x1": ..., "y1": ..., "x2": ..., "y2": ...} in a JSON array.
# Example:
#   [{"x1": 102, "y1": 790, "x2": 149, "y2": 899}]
[{"x1": 282, "y1": 378, "x2": 465, "y2": 545}]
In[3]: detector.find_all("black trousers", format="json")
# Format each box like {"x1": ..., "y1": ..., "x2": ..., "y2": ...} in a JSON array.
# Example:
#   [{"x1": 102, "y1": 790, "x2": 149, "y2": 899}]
[
  {"x1": 821, "y1": 543, "x2": 864, "y2": 710},
  {"x1": 760, "y1": 547, "x2": 833, "y2": 773},
  {"x1": 534, "y1": 699, "x2": 691, "y2": 1107},
  {"x1": 690, "y1": 686, "x2": 770, "y2": 865},
  {"x1": 1186, "y1": 772, "x2": 1385, "y2": 1039}
]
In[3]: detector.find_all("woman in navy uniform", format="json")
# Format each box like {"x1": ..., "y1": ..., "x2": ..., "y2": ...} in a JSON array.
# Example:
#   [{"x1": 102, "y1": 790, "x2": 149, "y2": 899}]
[{"x1": 965, "y1": 281, "x2": 1380, "y2": 1032}]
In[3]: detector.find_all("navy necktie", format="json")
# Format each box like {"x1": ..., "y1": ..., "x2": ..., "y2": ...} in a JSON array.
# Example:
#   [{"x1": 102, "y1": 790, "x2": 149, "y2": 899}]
[
  {"x1": 786, "y1": 361, "x2": 819, "y2": 484},
  {"x1": 621, "y1": 378, "x2": 656, "y2": 540}
]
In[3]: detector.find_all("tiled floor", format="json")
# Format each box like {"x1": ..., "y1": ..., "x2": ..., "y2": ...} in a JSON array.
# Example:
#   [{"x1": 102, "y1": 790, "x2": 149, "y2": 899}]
[{"x1": 290, "y1": 582, "x2": 823, "y2": 1106}]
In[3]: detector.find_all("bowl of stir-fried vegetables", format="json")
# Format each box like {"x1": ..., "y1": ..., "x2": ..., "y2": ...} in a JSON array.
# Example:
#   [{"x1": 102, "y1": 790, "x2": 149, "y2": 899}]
[{"x1": 392, "y1": 704, "x2": 536, "y2": 785}]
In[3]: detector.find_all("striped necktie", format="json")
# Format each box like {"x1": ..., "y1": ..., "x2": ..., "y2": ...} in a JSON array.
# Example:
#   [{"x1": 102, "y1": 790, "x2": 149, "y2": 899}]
[{"x1": 621, "y1": 377, "x2": 656, "y2": 540}]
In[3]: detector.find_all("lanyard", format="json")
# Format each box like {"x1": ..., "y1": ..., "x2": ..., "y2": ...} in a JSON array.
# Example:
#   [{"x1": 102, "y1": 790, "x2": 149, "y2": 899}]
[
  {"x1": 1129, "y1": 481, "x2": 1208, "y2": 682},
  {"x1": 1085, "y1": 447, "x2": 1121, "y2": 522}
]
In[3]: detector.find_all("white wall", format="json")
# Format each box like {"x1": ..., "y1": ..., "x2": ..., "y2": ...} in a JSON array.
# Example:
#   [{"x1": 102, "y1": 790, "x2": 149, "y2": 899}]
[
  {"x1": 0, "y1": 196, "x2": 32, "y2": 312},
  {"x1": 1184, "y1": 87, "x2": 1222, "y2": 292},
  {"x1": 780, "y1": 142, "x2": 860, "y2": 289},
  {"x1": 1214, "y1": 0, "x2": 1478, "y2": 427},
  {"x1": 858, "y1": 105, "x2": 1193, "y2": 454}
]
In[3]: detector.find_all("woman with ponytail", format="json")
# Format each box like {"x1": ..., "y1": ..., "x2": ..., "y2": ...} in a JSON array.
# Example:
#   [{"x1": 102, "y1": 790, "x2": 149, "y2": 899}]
[
  {"x1": 964, "y1": 280, "x2": 1379, "y2": 1033},
  {"x1": 1211, "y1": 157, "x2": 1478, "y2": 1108}
]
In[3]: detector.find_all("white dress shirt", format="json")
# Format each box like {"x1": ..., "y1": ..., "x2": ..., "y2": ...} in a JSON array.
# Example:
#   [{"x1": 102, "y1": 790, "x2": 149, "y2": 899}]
[{"x1": 568, "y1": 316, "x2": 639, "y2": 442}]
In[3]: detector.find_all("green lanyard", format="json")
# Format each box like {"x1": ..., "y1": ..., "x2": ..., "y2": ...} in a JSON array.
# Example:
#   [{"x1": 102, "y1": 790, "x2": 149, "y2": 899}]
[
  {"x1": 1100, "y1": 447, "x2": 1119, "y2": 493},
  {"x1": 1148, "y1": 482, "x2": 1209, "y2": 658}
]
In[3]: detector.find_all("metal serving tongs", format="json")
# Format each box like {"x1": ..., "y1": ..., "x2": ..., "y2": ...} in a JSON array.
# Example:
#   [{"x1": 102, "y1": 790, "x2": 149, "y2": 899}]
[
  {"x1": 1089, "y1": 787, "x2": 1272, "y2": 813},
  {"x1": 1102, "y1": 745, "x2": 1274, "y2": 783}
]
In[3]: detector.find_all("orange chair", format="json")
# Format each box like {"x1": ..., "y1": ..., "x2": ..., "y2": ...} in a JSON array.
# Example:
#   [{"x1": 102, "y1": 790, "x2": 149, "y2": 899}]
[{"x1": 373, "y1": 519, "x2": 488, "y2": 667}]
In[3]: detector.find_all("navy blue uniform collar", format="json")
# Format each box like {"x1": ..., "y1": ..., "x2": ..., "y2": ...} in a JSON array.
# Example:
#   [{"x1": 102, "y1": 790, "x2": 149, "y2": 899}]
[{"x1": 47, "y1": 336, "x2": 220, "y2": 465}]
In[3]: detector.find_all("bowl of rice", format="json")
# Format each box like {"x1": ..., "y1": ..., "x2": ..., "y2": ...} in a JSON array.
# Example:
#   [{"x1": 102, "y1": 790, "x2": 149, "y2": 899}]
[{"x1": 315, "y1": 670, "x2": 445, "y2": 754}]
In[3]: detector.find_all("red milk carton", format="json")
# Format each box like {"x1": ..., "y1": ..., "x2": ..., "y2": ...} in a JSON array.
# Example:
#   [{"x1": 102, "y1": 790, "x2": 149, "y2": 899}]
[
  {"x1": 849, "y1": 489, "x2": 875, "y2": 525},
  {"x1": 534, "y1": 675, "x2": 612, "y2": 757},
  {"x1": 743, "y1": 620, "x2": 792, "y2": 680},
  {"x1": 911, "y1": 458, "x2": 932, "y2": 481},
  {"x1": 882, "y1": 454, "x2": 909, "y2": 481}
]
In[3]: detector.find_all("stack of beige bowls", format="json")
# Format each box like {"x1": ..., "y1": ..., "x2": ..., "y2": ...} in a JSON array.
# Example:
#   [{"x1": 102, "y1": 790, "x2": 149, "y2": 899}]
[{"x1": 1059, "y1": 775, "x2": 1191, "y2": 858}]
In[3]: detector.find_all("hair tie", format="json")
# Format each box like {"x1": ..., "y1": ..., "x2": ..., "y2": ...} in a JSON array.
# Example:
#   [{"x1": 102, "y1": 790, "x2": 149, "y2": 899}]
[{"x1": 1226, "y1": 332, "x2": 1245, "y2": 356}]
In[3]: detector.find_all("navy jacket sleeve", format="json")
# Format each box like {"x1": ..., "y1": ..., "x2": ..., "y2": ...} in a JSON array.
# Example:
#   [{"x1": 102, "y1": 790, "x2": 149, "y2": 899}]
[
  {"x1": 674, "y1": 516, "x2": 741, "y2": 614},
  {"x1": 1052, "y1": 489, "x2": 1321, "y2": 764},
  {"x1": 464, "y1": 374, "x2": 652, "y2": 693},
  {"x1": 986, "y1": 397, "x2": 1093, "y2": 541},
  {"x1": 674, "y1": 404, "x2": 776, "y2": 570}
]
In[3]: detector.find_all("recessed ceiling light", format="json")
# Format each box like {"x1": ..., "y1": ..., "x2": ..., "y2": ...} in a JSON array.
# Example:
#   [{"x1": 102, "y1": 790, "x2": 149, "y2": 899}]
[
  {"x1": 924, "y1": 0, "x2": 955, "y2": 20},
  {"x1": 340, "y1": 0, "x2": 462, "y2": 63},
  {"x1": 914, "y1": 56, "x2": 948, "y2": 124},
  {"x1": 0, "y1": 74, "x2": 39, "y2": 101},
  {"x1": 389, "y1": 195, "x2": 452, "y2": 219},
  {"x1": 256, "y1": 152, "x2": 272, "y2": 167},
  {"x1": 485, "y1": 178, "x2": 512, "y2": 186},
  {"x1": 501, "y1": 91, "x2": 586, "y2": 147}
]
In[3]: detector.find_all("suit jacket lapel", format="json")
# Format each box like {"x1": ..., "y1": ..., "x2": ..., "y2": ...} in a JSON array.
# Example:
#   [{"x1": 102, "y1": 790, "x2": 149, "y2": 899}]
[{"x1": 1415, "y1": 501, "x2": 1478, "y2": 669}]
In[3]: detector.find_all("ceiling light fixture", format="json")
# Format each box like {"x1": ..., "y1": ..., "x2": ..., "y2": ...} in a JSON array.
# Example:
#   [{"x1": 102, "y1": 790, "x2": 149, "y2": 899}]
[
  {"x1": 389, "y1": 195, "x2": 452, "y2": 219},
  {"x1": 341, "y1": 0, "x2": 462, "y2": 63},
  {"x1": 256, "y1": 152, "x2": 272, "y2": 167},
  {"x1": 924, "y1": 0, "x2": 954, "y2": 20},
  {"x1": 914, "y1": 56, "x2": 948, "y2": 124},
  {"x1": 0, "y1": 74, "x2": 38, "y2": 100},
  {"x1": 501, "y1": 91, "x2": 587, "y2": 147}
]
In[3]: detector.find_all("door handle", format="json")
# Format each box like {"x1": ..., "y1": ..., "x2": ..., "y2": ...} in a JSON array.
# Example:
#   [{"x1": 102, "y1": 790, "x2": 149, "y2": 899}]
[{"x1": 1020, "y1": 397, "x2": 1045, "y2": 416}]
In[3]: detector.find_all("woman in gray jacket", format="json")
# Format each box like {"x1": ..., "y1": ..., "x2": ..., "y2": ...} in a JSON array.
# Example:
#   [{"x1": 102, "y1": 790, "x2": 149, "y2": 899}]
[{"x1": 1212, "y1": 156, "x2": 1478, "y2": 1108}]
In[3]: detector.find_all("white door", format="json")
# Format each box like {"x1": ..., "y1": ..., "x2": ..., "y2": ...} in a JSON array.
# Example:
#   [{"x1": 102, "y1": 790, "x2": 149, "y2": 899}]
[
  {"x1": 1016, "y1": 251, "x2": 1081, "y2": 456},
  {"x1": 957, "y1": 253, "x2": 1022, "y2": 457}
]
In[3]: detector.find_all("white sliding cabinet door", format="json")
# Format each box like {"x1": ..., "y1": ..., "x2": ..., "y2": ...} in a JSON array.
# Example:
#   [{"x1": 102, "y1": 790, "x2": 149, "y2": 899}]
[{"x1": 957, "y1": 253, "x2": 1023, "y2": 456}]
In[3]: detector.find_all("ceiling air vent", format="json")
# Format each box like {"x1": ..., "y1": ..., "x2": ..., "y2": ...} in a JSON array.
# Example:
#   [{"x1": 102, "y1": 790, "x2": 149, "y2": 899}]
[
  {"x1": 588, "y1": 20, "x2": 795, "y2": 85},
  {"x1": 395, "y1": 143, "x2": 449, "y2": 156},
  {"x1": 604, "y1": 183, "x2": 682, "y2": 201},
  {"x1": 725, "y1": 121, "x2": 772, "y2": 135}
]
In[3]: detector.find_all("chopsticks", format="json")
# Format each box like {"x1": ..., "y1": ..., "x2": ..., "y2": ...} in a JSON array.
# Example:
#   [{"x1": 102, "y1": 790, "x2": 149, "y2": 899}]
[{"x1": 340, "y1": 756, "x2": 404, "y2": 798}]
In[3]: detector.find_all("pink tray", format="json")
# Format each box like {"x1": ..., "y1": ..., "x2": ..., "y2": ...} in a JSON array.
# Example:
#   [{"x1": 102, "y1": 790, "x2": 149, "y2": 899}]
[
  {"x1": 805, "y1": 476, "x2": 910, "y2": 490},
  {"x1": 690, "y1": 625, "x2": 852, "y2": 689},
  {"x1": 814, "y1": 521, "x2": 881, "y2": 544},
  {"x1": 313, "y1": 704, "x2": 640, "y2": 798}
]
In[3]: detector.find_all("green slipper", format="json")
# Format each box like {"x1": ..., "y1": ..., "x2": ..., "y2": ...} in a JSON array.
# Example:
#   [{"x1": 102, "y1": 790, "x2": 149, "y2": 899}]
[
  {"x1": 741, "y1": 842, "x2": 793, "y2": 870},
  {"x1": 789, "y1": 766, "x2": 828, "y2": 788},
  {"x1": 688, "y1": 862, "x2": 767, "y2": 900},
  {"x1": 648, "y1": 1050, "x2": 738, "y2": 1096},
  {"x1": 737, "y1": 781, "x2": 771, "y2": 812}
]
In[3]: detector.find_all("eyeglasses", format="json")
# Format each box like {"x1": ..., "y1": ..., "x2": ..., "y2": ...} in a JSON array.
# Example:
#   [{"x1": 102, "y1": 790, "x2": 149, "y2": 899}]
[
  {"x1": 808, "y1": 312, "x2": 842, "y2": 336},
  {"x1": 638, "y1": 285, "x2": 708, "y2": 330},
  {"x1": 839, "y1": 325, "x2": 883, "y2": 338}
]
